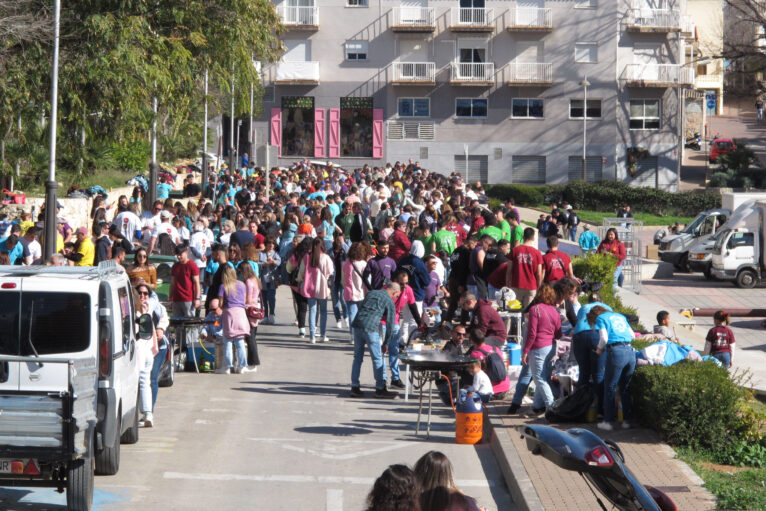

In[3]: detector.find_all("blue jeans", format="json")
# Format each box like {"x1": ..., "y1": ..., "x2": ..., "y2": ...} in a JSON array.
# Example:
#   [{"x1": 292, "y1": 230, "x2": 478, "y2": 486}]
[
  {"x1": 510, "y1": 363, "x2": 532, "y2": 406},
  {"x1": 150, "y1": 344, "x2": 168, "y2": 411},
  {"x1": 713, "y1": 351, "x2": 731, "y2": 368},
  {"x1": 351, "y1": 329, "x2": 385, "y2": 390},
  {"x1": 331, "y1": 285, "x2": 348, "y2": 322},
  {"x1": 613, "y1": 265, "x2": 624, "y2": 291},
  {"x1": 308, "y1": 298, "x2": 328, "y2": 339},
  {"x1": 347, "y1": 300, "x2": 362, "y2": 338},
  {"x1": 572, "y1": 330, "x2": 606, "y2": 412},
  {"x1": 603, "y1": 343, "x2": 636, "y2": 423},
  {"x1": 385, "y1": 324, "x2": 401, "y2": 382},
  {"x1": 224, "y1": 336, "x2": 248, "y2": 370},
  {"x1": 529, "y1": 346, "x2": 554, "y2": 408},
  {"x1": 568, "y1": 227, "x2": 577, "y2": 242},
  {"x1": 262, "y1": 288, "x2": 277, "y2": 318}
]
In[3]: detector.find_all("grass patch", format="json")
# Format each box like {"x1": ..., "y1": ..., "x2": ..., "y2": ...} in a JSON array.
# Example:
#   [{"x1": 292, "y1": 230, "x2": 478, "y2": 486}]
[
  {"x1": 23, "y1": 169, "x2": 139, "y2": 198},
  {"x1": 677, "y1": 446, "x2": 766, "y2": 510},
  {"x1": 534, "y1": 206, "x2": 694, "y2": 227}
]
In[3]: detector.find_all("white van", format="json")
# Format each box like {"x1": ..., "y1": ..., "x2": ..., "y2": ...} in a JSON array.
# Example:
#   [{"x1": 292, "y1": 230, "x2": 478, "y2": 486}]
[{"x1": 0, "y1": 261, "x2": 140, "y2": 510}]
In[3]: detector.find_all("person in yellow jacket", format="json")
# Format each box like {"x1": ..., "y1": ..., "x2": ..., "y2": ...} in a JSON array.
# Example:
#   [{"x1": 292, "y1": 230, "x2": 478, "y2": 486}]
[{"x1": 64, "y1": 227, "x2": 95, "y2": 266}]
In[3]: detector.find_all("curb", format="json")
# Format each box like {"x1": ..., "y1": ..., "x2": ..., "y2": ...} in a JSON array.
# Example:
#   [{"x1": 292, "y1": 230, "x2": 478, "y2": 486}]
[{"x1": 486, "y1": 406, "x2": 545, "y2": 511}]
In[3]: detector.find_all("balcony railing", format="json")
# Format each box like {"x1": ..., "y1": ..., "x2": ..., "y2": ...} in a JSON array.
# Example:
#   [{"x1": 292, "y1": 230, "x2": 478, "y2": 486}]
[
  {"x1": 275, "y1": 61, "x2": 320, "y2": 83},
  {"x1": 279, "y1": 5, "x2": 319, "y2": 28},
  {"x1": 450, "y1": 8, "x2": 494, "y2": 30},
  {"x1": 392, "y1": 62, "x2": 436, "y2": 84},
  {"x1": 450, "y1": 62, "x2": 495, "y2": 84},
  {"x1": 624, "y1": 8, "x2": 681, "y2": 31},
  {"x1": 392, "y1": 7, "x2": 436, "y2": 31},
  {"x1": 681, "y1": 15, "x2": 695, "y2": 36},
  {"x1": 621, "y1": 64, "x2": 694, "y2": 87},
  {"x1": 695, "y1": 74, "x2": 723, "y2": 87},
  {"x1": 507, "y1": 62, "x2": 553, "y2": 85},
  {"x1": 507, "y1": 8, "x2": 553, "y2": 30}
]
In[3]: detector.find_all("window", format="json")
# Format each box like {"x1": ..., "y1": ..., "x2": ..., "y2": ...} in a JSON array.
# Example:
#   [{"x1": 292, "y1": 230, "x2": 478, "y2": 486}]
[
  {"x1": 340, "y1": 96, "x2": 373, "y2": 157},
  {"x1": 575, "y1": 42, "x2": 598, "y2": 63},
  {"x1": 728, "y1": 232, "x2": 755, "y2": 249},
  {"x1": 398, "y1": 98, "x2": 430, "y2": 117},
  {"x1": 454, "y1": 155, "x2": 489, "y2": 183},
  {"x1": 345, "y1": 41, "x2": 368, "y2": 61},
  {"x1": 512, "y1": 156, "x2": 546, "y2": 184},
  {"x1": 568, "y1": 156, "x2": 603, "y2": 182},
  {"x1": 575, "y1": 0, "x2": 597, "y2": 8},
  {"x1": 263, "y1": 86, "x2": 275, "y2": 103},
  {"x1": 629, "y1": 99, "x2": 660, "y2": 130},
  {"x1": 281, "y1": 96, "x2": 315, "y2": 157},
  {"x1": 570, "y1": 99, "x2": 601, "y2": 119},
  {"x1": 118, "y1": 286, "x2": 133, "y2": 349},
  {"x1": 512, "y1": 99, "x2": 544, "y2": 118},
  {"x1": 347, "y1": 0, "x2": 368, "y2": 6},
  {"x1": 455, "y1": 98, "x2": 488, "y2": 118}
]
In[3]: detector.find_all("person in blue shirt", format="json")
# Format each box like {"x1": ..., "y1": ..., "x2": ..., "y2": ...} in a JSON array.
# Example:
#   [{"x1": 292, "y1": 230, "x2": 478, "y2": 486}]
[
  {"x1": 157, "y1": 179, "x2": 173, "y2": 199},
  {"x1": 571, "y1": 298, "x2": 613, "y2": 416},
  {"x1": 587, "y1": 307, "x2": 635, "y2": 431},
  {"x1": 0, "y1": 234, "x2": 24, "y2": 265},
  {"x1": 241, "y1": 152, "x2": 249, "y2": 169},
  {"x1": 578, "y1": 224, "x2": 600, "y2": 254}
]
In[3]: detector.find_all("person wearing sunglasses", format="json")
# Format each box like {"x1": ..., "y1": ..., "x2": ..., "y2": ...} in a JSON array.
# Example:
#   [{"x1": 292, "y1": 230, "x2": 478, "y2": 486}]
[
  {"x1": 127, "y1": 248, "x2": 157, "y2": 289},
  {"x1": 135, "y1": 283, "x2": 161, "y2": 427}
]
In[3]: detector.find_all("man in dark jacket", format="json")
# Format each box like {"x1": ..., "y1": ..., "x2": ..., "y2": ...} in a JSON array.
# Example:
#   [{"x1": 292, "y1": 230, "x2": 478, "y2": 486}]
[
  {"x1": 364, "y1": 239, "x2": 396, "y2": 290},
  {"x1": 395, "y1": 240, "x2": 431, "y2": 306},
  {"x1": 460, "y1": 291, "x2": 507, "y2": 346},
  {"x1": 444, "y1": 236, "x2": 476, "y2": 324},
  {"x1": 349, "y1": 202, "x2": 370, "y2": 243}
]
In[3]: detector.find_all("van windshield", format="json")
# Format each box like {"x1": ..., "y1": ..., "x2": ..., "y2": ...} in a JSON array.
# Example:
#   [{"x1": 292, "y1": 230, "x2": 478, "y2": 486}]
[
  {"x1": 713, "y1": 230, "x2": 731, "y2": 253},
  {"x1": 683, "y1": 214, "x2": 707, "y2": 235},
  {"x1": 0, "y1": 291, "x2": 91, "y2": 356}
]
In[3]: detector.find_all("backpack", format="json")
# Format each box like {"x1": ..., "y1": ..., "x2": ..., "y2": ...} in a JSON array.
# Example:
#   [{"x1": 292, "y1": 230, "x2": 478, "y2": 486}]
[
  {"x1": 157, "y1": 233, "x2": 176, "y2": 256},
  {"x1": 476, "y1": 347, "x2": 507, "y2": 384},
  {"x1": 288, "y1": 264, "x2": 301, "y2": 288},
  {"x1": 545, "y1": 384, "x2": 595, "y2": 423},
  {"x1": 568, "y1": 213, "x2": 579, "y2": 227}
]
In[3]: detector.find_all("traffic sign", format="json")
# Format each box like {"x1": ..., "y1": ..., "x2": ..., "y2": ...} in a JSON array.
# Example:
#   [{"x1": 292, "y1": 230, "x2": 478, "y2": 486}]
[{"x1": 707, "y1": 100, "x2": 716, "y2": 110}]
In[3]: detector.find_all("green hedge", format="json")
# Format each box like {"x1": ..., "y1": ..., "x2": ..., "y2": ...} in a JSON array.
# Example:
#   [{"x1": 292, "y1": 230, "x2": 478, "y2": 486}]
[
  {"x1": 485, "y1": 181, "x2": 721, "y2": 217},
  {"x1": 571, "y1": 253, "x2": 639, "y2": 325},
  {"x1": 631, "y1": 362, "x2": 754, "y2": 452}
]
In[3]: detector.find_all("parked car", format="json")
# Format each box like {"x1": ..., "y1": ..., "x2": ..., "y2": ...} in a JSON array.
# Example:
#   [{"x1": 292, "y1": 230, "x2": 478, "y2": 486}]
[{"x1": 709, "y1": 138, "x2": 735, "y2": 163}]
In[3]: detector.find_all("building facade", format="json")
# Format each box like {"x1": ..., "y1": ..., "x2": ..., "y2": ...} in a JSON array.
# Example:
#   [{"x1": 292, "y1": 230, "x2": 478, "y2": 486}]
[{"x1": 252, "y1": 0, "x2": 696, "y2": 190}]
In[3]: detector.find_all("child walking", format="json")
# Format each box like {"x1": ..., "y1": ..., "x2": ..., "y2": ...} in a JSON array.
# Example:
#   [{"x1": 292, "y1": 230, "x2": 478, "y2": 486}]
[{"x1": 704, "y1": 310, "x2": 735, "y2": 368}]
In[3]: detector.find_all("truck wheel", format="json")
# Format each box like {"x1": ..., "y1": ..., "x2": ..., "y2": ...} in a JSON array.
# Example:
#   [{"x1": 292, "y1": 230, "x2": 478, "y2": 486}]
[
  {"x1": 736, "y1": 269, "x2": 757, "y2": 289},
  {"x1": 120, "y1": 395, "x2": 139, "y2": 445},
  {"x1": 95, "y1": 415, "x2": 120, "y2": 475},
  {"x1": 676, "y1": 253, "x2": 691, "y2": 273},
  {"x1": 67, "y1": 432, "x2": 94, "y2": 511},
  {"x1": 703, "y1": 265, "x2": 714, "y2": 280}
]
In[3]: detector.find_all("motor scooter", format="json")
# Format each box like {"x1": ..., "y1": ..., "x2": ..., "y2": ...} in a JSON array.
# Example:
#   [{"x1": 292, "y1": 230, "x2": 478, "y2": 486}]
[
  {"x1": 684, "y1": 132, "x2": 701, "y2": 151},
  {"x1": 521, "y1": 425, "x2": 677, "y2": 511}
]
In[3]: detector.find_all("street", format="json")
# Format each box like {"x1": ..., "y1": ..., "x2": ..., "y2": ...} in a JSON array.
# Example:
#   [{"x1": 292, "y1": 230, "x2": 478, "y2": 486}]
[{"x1": 0, "y1": 287, "x2": 514, "y2": 511}]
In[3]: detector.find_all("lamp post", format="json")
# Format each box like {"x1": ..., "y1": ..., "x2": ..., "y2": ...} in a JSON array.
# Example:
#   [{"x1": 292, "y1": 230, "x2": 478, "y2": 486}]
[
  {"x1": 229, "y1": 71, "x2": 235, "y2": 173},
  {"x1": 236, "y1": 119, "x2": 242, "y2": 171},
  {"x1": 202, "y1": 68, "x2": 209, "y2": 193},
  {"x1": 580, "y1": 77, "x2": 590, "y2": 182},
  {"x1": 43, "y1": 0, "x2": 61, "y2": 261}
]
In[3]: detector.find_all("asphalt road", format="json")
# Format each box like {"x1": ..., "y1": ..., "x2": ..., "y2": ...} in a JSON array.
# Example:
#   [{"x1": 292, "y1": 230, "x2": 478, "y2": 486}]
[{"x1": 1, "y1": 287, "x2": 514, "y2": 511}]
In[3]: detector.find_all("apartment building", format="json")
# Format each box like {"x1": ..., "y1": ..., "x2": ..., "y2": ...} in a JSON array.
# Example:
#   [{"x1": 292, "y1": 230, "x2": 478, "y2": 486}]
[{"x1": 251, "y1": 0, "x2": 696, "y2": 190}]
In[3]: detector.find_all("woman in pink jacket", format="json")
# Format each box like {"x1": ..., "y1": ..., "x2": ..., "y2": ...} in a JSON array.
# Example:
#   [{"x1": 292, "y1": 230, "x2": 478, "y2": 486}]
[
  {"x1": 342, "y1": 242, "x2": 369, "y2": 338},
  {"x1": 299, "y1": 237, "x2": 335, "y2": 343}
]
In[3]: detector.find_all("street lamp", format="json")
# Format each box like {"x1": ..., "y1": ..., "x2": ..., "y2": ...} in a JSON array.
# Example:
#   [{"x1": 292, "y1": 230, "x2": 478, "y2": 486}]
[
  {"x1": 236, "y1": 119, "x2": 242, "y2": 170},
  {"x1": 580, "y1": 77, "x2": 590, "y2": 182},
  {"x1": 43, "y1": 0, "x2": 61, "y2": 261}
]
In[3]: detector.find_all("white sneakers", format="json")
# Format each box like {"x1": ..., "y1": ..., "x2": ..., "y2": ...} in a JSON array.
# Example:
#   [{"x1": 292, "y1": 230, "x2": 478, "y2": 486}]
[
  {"x1": 322, "y1": 336, "x2": 330, "y2": 343},
  {"x1": 621, "y1": 422, "x2": 631, "y2": 430},
  {"x1": 268, "y1": 315, "x2": 276, "y2": 325},
  {"x1": 214, "y1": 367, "x2": 231, "y2": 375},
  {"x1": 344, "y1": 318, "x2": 350, "y2": 329},
  {"x1": 597, "y1": 421, "x2": 614, "y2": 431},
  {"x1": 337, "y1": 320, "x2": 343, "y2": 329},
  {"x1": 142, "y1": 413, "x2": 154, "y2": 428},
  {"x1": 310, "y1": 337, "x2": 316, "y2": 344},
  {"x1": 299, "y1": 328, "x2": 306, "y2": 338}
]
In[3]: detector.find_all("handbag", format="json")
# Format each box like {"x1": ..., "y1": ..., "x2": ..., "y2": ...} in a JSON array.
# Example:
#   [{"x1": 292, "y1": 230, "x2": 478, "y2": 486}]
[{"x1": 245, "y1": 279, "x2": 265, "y2": 320}]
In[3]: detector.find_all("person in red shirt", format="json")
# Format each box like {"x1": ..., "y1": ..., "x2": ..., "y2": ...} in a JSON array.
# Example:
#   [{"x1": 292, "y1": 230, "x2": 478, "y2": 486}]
[
  {"x1": 468, "y1": 208, "x2": 485, "y2": 237},
  {"x1": 542, "y1": 235, "x2": 576, "y2": 283},
  {"x1": 445, "y1": 214, "x2": 467, "y2": 247},
  {"x1": 505, "y1": 227, "x2": 543, "y2": 309},
  {"x1": 170, "y1": 244, "x2": 201, "y2": 349},
  {"x1": 388, "y1": 220, "x2": 412, "y2": 262},
  {"x1": 597, "y1": 228, "x2": 626, "y2": 291},
  {"x1": 704, "y1": 310, "x2": 736, "y2": 368}
]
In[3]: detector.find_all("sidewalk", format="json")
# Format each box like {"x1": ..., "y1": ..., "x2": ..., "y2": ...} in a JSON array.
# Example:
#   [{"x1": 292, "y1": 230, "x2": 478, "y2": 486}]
[{"x1": 486, "y1": 403, "x2": 717, "y2": 511}]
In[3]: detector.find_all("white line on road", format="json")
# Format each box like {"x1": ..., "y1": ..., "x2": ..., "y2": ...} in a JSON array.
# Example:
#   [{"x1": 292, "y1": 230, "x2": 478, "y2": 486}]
[
  {"x1": 326, "y1": 489, "x2": 343, "y2": 511},
  {"x1": 163, "y1": 472, "x2": 497, "y2": 487}
]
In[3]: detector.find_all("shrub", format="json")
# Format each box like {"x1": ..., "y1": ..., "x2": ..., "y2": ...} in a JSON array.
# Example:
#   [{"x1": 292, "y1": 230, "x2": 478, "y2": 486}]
[
  {"x1": 112, "y1": 140, "x2": 150, "y2": 173},
  {"x1": 631, "y1": 361, "x2": 751, "y2": 452},
  {"x1": 571, "y1": 253, "x2": 639, "y2": 326},
  {"x1": 712, "y1": 440, "x2": 766, "y2": 468},
  {"x1": 484, "y1": 184, "x2": 548, "y2": 207}
]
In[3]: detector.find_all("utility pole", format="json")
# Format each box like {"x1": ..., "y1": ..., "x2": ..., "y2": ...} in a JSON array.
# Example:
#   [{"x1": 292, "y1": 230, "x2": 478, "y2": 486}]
[
  {"x1": 147, "y1": 88, "x2": 158, "y2": 208},
  {"x1": 43, "y1": 0, "x2": 61, "y2": 261},
  {"x1": 580, "y1": 77, "x2": 590, "y2": 182},
  {"x1": 202, "y1": 68, "x2": 209, "y2": 193},
  {"x1": 229, "y1": 70, "x2": 235, "y2": 173}
]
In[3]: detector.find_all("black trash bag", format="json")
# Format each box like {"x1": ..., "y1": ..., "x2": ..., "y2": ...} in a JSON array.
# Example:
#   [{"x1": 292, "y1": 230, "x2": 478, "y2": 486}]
[{"x1": 545, "y1": 384, "x2": 595, "y2": 423}]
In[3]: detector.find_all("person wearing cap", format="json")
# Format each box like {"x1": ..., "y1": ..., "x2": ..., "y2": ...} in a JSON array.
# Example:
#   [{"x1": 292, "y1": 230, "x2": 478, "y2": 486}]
[
  {"x1": 149, "y1": 210, "x2": 181, "y2": 254},
  {"x1": 63, "y1": 227, "x2": 95, "y2": 266},
  {"x1": 578, "y1": 224, "x2": 600, "y2": 254}
]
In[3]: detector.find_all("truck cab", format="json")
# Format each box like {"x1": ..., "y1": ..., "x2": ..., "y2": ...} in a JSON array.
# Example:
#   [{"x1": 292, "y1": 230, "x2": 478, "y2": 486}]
[
  {"x1": 0, "y1": 261, "x2": 140, "y2": 511},
  {"x1": 711, "y1": 228, "x2": 761, "y2": 288},
  {"x1": 659, "y1": 209, "x2": 729, "y2": 269}
]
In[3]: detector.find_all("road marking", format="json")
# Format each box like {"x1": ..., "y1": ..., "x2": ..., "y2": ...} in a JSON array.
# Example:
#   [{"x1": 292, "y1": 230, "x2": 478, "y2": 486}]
[
  {"x1": 326, "y1": 489, "x2": 343, "y2": 511},
  {"x1": 202, "y1": 408, "x2": 233, "y2": 413},
  {"x1": 163, "y1": 472, "x2": 497, "y2": 487}
]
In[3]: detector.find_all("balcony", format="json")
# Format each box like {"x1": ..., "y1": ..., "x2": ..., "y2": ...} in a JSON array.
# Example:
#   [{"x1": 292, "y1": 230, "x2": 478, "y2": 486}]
[
  {"x1": 391, "y1": 7, "x2": 436, "y2": 32},
  {"x1": 449, "y1": 8, "x2": 495, "y2": 32},
  {"x1": 275, "y1": 61, "x2": 320, "y2": 84},
  {"x1": 450, "y1": 62, "x2": 495, "y2": 85},
  {"x1": 695, "y1": 73, "x2": 723, "y2": 89},
  {"x1": 621, "y1": 64, "x2": 694, "y2": 88},
  {"x1": 507, "y1": 62, "x2": 553, "y2": 85},
  {"x1": 681, "y1": 15, "x2": 695, "y2": 39},
  {"x1": 624, "y1": 8, "x2": 681, "y2": 32},
  {"x1": 506, "y1": 8, "x2": 552, "y2": 31},
  {"x1": 392, "y1": 62, "x2": 436, "y2": 85},
  {"x1": 279, "y1": 5, "x2": 319, "y2": 30}
]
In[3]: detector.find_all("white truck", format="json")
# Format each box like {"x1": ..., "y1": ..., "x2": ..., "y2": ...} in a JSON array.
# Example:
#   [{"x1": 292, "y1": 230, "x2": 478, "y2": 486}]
[
  {"x1": 0, "y1": 261, "x2": 141, "y2": 510},
  {"x1": 659, "y1": 192, "x2": 766, "y2": 271},
  {"x1": 711, "y1": 200, "x2": 766, "y2": 288}
]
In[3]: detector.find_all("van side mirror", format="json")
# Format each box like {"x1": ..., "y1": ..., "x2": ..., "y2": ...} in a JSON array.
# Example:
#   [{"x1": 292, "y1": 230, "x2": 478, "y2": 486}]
[{"x1": 137, "y1": 314, "x2": 154, "y2": 340}]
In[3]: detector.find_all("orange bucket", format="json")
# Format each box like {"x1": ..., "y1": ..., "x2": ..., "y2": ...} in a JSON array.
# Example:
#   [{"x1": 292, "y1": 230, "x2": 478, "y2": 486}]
[{"x1": 455, "y1": 410, "x2": 483, "y2": 444}]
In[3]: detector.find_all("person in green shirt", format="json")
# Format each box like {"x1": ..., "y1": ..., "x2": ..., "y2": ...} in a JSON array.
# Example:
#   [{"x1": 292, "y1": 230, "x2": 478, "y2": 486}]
[
  {"x1": 478, "y1": 215, "x2": 503, "y2": 242},
  {"x1": 509, "y1": 213, "x2": 524, "y2": 248},
  {"x1": 428, "y1": 217, "x2": 457, "y2": 256},
  {"x1": 335, "y1": 202, "x2": 355, "y2": 238},
  {"x1": 495, "y1": 206, "x2": 512, "y2": 242}
]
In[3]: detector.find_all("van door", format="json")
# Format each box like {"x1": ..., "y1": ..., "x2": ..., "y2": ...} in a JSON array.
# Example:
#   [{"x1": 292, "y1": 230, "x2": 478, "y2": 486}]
[
  {"x1": 727, "y1": 232, "x2": 756, "y2": 265},
  {"x1": 113, "y1": 284, "x2": 138, "y2": 425},
  {"x1": 16, "y1": 280, "x2": 93, "y2": 392},
  {"x1": 0, "y1": 281, "x2": 22, "y2": 391}
]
